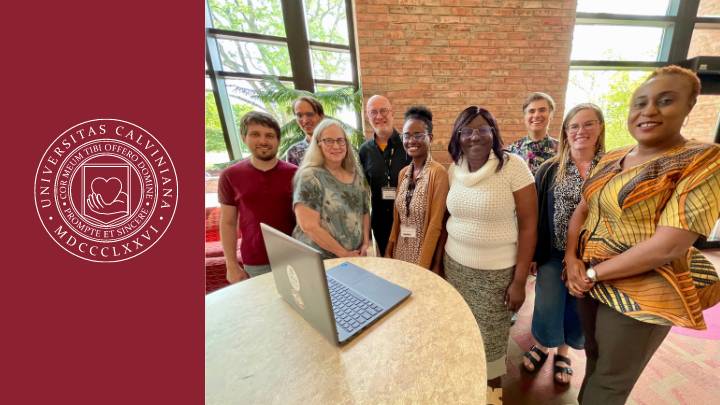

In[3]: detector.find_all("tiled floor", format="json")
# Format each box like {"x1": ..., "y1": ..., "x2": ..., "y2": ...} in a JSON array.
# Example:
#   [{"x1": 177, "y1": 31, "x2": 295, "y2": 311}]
[
  {"x1": 501, "y1": 250, "x2": 720, "y2": 404},
  {"x1": 502, "y1": 276, "x2": 584, "y2": 405}
]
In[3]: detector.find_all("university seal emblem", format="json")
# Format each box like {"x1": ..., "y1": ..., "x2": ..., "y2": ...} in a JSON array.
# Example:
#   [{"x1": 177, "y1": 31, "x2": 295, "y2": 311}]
[{"x1": 34, "y1": 119, "x2": 178, "y2": 262}]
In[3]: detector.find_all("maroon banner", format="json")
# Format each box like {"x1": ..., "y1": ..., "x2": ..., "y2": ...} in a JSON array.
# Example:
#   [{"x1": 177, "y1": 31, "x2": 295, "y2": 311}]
[{"x1": 3, "y1": 1, "x2": 204, "y2": 403}]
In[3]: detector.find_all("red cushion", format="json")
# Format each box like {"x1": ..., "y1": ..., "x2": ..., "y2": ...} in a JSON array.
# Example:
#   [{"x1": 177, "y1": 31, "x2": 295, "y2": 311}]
[
  {"x1": 205, "y1": 257, "x2": 230, "y2": 294},
  {"x1": 205, "y1": 206, "x2": 243, "y2": 243},
  {"x1": 205, "y1": 207, "x2": 221, "y2": 242},
  {"x1": 205, "y1": 243, "x2": 245, "y2": 294},
  {"x1": 205, "y1": 241, "x2": 224, "y2": 258},
  {"x1": 204, "y1": 239, "x2": 242, "y2": 258}
]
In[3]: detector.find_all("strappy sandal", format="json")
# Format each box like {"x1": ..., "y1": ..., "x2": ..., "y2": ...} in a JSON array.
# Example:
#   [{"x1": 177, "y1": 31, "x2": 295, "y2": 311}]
[
  {"x1": 553, "y1": 354, "x2": 573, "y2": 385},
  {"x1": 522, "y1": 345, "x2": 549, "y2": 373}
]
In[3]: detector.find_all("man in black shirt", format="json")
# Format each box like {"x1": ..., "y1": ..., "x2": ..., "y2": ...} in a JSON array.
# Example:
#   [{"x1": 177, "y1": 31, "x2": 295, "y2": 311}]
[{"x1": 358, "y1": 95, "x2": 411, "y2": 256}]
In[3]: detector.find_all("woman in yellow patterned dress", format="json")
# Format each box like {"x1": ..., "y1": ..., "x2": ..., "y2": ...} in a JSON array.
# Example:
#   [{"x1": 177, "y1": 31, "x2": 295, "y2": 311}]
[{"x1": 564, "y1": 65, "x2": 720, "y2": 405}]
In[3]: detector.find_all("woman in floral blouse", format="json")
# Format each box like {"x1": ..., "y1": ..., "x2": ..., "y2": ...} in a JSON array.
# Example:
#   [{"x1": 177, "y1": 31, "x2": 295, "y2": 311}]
[{"x1": 292, "y1": 119, "x2": 370, "y2": 259}]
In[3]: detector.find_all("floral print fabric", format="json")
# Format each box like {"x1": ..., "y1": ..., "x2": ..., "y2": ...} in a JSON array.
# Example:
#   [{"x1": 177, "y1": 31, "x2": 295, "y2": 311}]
[
  {"x1": 292, "y1": 166, "x2": 370, "y2": 259},
  {"x1": 508, "y1": 135, "x2": 559, "y2": 175},
  {"x1": 392, "y1": 158, "x2": 431, "y2": 265},
  {"x1": 551, "y1": 153, "x2": 602, "y2": 251},
  {"x1": 285, "y1": 138, "x2": 310, "y2": 167}
]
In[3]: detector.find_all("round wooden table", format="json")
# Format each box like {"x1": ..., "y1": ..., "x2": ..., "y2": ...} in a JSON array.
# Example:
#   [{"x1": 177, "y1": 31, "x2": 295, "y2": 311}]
[{"x1": 205, "y1": 257, "x2": 487, "y2": 404}]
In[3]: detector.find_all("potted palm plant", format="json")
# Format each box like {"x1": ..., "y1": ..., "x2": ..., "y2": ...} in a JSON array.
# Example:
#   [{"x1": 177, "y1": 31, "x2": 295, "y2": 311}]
[{"x1": 254, "y1": 78, "x2": 364, "y2": 157}]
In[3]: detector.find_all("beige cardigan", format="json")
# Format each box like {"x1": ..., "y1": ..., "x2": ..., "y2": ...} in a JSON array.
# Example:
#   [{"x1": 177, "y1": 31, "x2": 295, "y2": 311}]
[{"x1": 385, "y1": 159, "x2": 449, "y2": 273}]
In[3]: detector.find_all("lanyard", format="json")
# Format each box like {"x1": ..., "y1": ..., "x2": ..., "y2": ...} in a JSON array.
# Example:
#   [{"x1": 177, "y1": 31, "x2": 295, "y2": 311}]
[
  {"x1": 377, "y1": 139, "x2": 395, "y2": 185},
  {"x1": 404, "y1": 168, "x2": 416, "y2": 218},
  {"x1": 385, "y1": 146, "x2": 394, "y2": 184},
  {"x1": 404, "y1": 159, "x2": 426, "y2": 217}
]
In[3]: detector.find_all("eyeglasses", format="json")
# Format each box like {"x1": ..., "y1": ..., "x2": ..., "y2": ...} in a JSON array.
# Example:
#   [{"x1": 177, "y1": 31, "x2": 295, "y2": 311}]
[
  {"x1": 567, "y1": 120, "x2": 600, "y2": 134},
  {"x1": 368, "y1": 108, "x2": 391, "y2": 118},
  {"x1": 295, "y1": 111, "x2": 317, "y2": 120},
  {"x1": 402, "y1": 132, "x2": 428, "y2": 141},
  {"x1": 319, "y1": 137, "x2": 347, "y2": 146},
  {"x1": 458, "y1": 127, "x2": 493, "y2": 138}
]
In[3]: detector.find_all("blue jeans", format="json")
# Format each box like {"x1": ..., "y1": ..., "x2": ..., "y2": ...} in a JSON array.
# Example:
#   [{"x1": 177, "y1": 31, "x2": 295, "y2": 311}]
[{"x1": 531, "y1": 256, "x2": 584, "y2": 349}]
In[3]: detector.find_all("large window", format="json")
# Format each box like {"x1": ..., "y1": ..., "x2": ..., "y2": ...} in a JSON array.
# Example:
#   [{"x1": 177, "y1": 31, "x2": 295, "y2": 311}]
[
  {"x1": 205, "y1": 0, "x2": 360, "y2": 169},
  {"x1": 567, "y1": 0, "x2": 720, "y2": 147},
  {"x1": 576, "y1": 0, "x2": 672, "y2": 15},
  {"x1": 570, "y1": 25, "x2": 666, "y2": 62},
  {"x1": 566, "y1": 70, "x2": 649, "y2": 150},
  {"x1": 205, "y1": 77, "x2": 233, "y2": 167}
]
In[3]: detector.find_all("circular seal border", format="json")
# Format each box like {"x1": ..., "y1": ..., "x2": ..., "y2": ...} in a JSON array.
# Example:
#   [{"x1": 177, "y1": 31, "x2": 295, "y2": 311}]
[{"x1": 34, "y1": 118, "x2": 179, "y2": 263}]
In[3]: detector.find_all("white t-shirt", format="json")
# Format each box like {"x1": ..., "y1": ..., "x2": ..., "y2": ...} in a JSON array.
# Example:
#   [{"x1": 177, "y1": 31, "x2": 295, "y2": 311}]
[{"x1": 445, "y1": 152, "x2": 534, "y2": 270}]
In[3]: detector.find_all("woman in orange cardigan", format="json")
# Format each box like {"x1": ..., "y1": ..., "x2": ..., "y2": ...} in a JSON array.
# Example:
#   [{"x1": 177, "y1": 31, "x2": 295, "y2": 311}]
[{"x1": 385, "y1": 106, "x2": 449, "y2": 273}]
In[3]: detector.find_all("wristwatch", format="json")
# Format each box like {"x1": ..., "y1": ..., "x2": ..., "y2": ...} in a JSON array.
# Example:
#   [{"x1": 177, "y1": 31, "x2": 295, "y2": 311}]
[{"x1": 586, "y1": 267, "x2": 598, "y2": 282}]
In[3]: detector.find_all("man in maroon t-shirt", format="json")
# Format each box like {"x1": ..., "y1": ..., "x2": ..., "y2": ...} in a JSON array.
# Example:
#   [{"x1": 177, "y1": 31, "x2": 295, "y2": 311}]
[{"x1": 218, "y1": 111, "x2": 297, "y2": 283}]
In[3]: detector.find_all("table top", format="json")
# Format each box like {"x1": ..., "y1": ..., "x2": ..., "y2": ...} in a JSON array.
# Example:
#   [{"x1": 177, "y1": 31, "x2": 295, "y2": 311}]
[{"x1": 205, "y1": 256, "x2": 487, "y2": 404}]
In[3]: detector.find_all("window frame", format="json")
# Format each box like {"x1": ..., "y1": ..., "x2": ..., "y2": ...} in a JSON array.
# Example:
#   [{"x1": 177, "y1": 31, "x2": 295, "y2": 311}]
[
  {"x1": 569, "y1": 0, "x2": 720, "y2": 144},
  {"x1": 571, "y1": 0, "x2": 720, "y2": 70},
  {"x1": 205, "y1": 0, "x2": 360, "y2": 161}
]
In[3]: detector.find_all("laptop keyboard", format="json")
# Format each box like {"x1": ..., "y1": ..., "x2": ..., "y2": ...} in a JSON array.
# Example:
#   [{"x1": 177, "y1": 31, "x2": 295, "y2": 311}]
[{"x1": 327, "y1": 277, "x2": 383, "y2": 333}]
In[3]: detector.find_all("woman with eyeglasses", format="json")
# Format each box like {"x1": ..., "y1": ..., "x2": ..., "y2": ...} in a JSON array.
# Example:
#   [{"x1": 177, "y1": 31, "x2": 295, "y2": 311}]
[
  {"x1": 293, "y1": 119, "x2": 371, "y2": 259},
  {"x1": 565, "y1": 66, "x2": 720, "y2": 404},
  {"x1": 385, "y1": 106, "x2": 449, "y2": 273},
  {"x1": 443, "y1": 106, "x2": 538, "y2": 388},
  {"x1": 521, "y1": 103, "x2": 606, "y2": 385}
]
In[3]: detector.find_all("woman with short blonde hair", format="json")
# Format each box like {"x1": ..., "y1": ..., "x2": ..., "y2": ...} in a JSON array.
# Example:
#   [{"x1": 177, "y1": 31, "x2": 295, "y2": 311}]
[{"x1": 565, "y1": 66, "x2": 720, "y2": 403}]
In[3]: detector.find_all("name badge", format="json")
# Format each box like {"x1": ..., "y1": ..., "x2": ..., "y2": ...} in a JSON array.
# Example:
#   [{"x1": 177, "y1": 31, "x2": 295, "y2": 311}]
[
  {"x1": 400, "y1": 225, "x2": 417, "y2": 238},
  {"x1": 381, "y1": 187, "x2": 396, "y2": 200}
]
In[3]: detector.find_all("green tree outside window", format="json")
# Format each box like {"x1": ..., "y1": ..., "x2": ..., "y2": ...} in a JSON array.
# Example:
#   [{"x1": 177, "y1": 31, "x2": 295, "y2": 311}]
[{"x1": 206, "y1": 0, "x2": 361, "y2": 168}]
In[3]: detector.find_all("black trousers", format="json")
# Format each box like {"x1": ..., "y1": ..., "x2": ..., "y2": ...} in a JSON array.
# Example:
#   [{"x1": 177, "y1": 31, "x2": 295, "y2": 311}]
[
  {"x1": 577, "y1": 297, "x2": 671, "y2": 405},
  {"x1": 370, "y1": 202, "x2": 393, "y2": 255}
]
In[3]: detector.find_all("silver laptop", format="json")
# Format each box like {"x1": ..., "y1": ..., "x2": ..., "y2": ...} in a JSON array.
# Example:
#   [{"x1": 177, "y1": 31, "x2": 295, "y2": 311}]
[{"x1": 260, "y1": 223, "x2": 411, "y2": 345}]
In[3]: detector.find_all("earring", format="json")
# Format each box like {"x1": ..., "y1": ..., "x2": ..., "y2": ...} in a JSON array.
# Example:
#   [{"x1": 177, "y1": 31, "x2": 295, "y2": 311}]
[{"x1": 683, "y1": 115, "x2": 690, "y2": 127}]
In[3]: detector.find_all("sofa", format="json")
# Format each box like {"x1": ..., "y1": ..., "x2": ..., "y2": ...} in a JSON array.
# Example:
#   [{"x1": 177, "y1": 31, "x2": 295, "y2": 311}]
[{"x1": 205, "y1": 206, "x2": 247, "y2": 294}]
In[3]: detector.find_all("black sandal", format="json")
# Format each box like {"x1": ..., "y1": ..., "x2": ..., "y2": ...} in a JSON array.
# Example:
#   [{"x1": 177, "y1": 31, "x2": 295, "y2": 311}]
[
  {"x1": 522, "y1": 345, "x2": 549, "y2": 373},
  {"x1": 553, "y1": 354, "x2": 573, "y2": 385}
]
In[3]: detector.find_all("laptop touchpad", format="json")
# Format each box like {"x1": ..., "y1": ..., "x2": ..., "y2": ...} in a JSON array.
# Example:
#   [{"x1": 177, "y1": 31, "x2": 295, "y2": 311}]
[{"x1": 327, "y1": 262, "x2": 369, "y2": 286}]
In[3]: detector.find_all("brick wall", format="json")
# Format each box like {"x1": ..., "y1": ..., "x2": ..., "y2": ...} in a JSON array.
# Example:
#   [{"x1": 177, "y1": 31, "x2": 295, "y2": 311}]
[
  {"x1": 354, "y1": 0, "x2": 577, "y2": 163},
  {"x1": 697, "y1": 0, "x2": 720, "y2": 16},
  {"x1": 685, "y1": 96, "x2": 719, "y2": 145},
  {"x1": 685, "y1": 0, "x2": 720, "y2": 144}
]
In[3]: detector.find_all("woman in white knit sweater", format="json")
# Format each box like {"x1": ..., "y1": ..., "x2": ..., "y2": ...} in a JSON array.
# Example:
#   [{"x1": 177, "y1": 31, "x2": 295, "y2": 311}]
[{"x1": 443, "y1": 106, "x2": 538, "y2": 389}]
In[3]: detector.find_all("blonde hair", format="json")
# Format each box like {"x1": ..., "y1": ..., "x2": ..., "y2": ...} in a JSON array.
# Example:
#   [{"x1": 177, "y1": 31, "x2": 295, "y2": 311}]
[
  {"x1": 296, "y1": 119, "x2": 359, "y2": 177},
  {"x1": 646, "y1": 65, "x2": 701, "y2": 106},
  {"x1": 550, "y1": 103, "x2": 606, "y2": 186}
]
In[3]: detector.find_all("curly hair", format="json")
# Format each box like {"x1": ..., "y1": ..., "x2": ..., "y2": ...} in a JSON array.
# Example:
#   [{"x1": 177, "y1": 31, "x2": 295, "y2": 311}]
[{"x1": 404, "y1": 105, "x2": 433, "y2": 133}]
